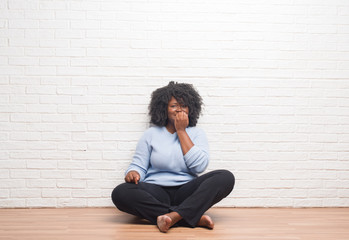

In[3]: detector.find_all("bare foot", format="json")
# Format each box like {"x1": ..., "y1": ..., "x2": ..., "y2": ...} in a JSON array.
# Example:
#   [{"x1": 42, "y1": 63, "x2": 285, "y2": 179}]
[
  {"x1": 157, "y1": 215, "x2": 172, "y2": 233},
  {"x1": 197, "y1": 215, "x2": 214, "y2": 229}
]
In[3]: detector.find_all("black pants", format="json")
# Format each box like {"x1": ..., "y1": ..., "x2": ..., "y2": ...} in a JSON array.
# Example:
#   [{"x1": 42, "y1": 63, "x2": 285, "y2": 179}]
[{"x1": 111, "y1": 169, "x2": 235, "y2": 227}]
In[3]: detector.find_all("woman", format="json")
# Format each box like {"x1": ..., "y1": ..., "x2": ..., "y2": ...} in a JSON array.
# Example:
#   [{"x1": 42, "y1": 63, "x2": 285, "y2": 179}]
[{"x1": 111, "y1": 81, "x2": 235, "y2": 233}]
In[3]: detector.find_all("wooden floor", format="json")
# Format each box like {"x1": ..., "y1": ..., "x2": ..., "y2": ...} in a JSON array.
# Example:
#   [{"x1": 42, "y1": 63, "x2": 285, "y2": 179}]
[{"x1": 0, "y1": 207, "x2": 348, "y2": 240}]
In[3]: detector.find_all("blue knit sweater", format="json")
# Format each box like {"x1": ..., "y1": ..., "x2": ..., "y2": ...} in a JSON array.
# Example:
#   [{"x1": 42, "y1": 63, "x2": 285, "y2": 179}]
[{"x1": 126, "y1": 126, "x2": 209, "y2": 186}]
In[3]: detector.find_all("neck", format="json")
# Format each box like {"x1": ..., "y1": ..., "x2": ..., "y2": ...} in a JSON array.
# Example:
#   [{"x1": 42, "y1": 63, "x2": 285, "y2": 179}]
[{"x1": 165, "y1": 123, "x2": 176, "y2": 134}]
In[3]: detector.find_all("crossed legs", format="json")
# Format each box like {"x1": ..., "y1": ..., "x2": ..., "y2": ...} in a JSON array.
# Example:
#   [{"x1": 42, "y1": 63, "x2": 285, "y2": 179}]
[{"x1": 111, "y1": 170, "x2": 235, "y2": 232}]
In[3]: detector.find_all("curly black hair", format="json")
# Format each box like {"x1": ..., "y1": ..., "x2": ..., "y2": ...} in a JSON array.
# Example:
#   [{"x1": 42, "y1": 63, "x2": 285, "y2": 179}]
[{"x1": 149, "y1": 81, "x2": 203, "y2": 127}]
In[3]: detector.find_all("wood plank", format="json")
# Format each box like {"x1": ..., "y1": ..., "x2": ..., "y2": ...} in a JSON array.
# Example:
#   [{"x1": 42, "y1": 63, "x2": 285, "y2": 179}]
[{"x1": 0, "y1": 208, "x2": 348, "y2": 240}]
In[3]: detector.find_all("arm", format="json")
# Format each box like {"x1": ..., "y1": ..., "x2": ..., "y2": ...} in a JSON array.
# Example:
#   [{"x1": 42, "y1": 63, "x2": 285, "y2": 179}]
[
  {"x1": 175, "y1": 111, "x2": 193, "y2": 155},
  {"x1": 125, "y1": 130, "x2": 151, "y2": 184},
  {"x1": 175, "y1": 112, "x2": 209, "y2": 174}
]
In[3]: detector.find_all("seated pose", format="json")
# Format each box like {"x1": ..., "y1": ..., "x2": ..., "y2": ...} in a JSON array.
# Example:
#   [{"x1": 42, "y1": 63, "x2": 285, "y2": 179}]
[{"x1": 111, "y1": 81, "x2": 235, "y2": 233}]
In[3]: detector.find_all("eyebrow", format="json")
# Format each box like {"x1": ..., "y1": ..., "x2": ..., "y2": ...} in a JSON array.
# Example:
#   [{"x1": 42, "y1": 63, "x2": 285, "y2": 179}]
[{"x1": 169, "y1": 99, "x2": 186, "y2": 105}]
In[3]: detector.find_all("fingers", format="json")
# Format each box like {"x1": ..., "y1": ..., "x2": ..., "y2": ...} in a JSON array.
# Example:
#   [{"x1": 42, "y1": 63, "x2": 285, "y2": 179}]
[
  {"x1": 130, "y1": 172, "x2": 139, "y2": 184},
  {"x1": 134, "y1": 174, "x2": 139, "y2": 184},
  {"x1": 175, "y1": 112, "x2": 187, "y2": 122},
  {"x1": 125, "y1": 171, "x2": 140, "y2": 184},
  {"x1": 127, "y1": 173, "x2": 138, "y2": 184},
  {"x1": 177, "y1": 111, "x2": 187, "y2": 118},
  {"x1": 175, "y1": 112, "x2": 189, "y2": 129}
]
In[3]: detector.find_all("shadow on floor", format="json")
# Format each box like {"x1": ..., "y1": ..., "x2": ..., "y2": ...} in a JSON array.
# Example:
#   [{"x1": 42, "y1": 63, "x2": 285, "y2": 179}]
[{"x1": 108, "y1": 210, "x2": 152, "y2": 225}]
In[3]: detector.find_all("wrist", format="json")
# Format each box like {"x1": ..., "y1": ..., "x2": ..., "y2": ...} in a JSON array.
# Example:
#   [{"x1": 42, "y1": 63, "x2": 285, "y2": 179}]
[{"x1": 176, "y1": 128, "x2": 186, "y2": 133}]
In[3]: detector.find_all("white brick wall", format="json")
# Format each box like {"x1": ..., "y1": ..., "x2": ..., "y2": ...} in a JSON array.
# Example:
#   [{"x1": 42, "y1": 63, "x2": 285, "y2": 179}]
[{"x1": 1, "y1": 0, "x2": 349, "y2": 208}]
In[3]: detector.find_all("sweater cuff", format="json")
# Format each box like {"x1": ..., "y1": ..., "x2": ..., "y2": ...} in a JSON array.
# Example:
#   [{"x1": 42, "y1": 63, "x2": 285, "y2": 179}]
[{"x1": 184, "y1": 145, "x2": 200, "y2": 165}]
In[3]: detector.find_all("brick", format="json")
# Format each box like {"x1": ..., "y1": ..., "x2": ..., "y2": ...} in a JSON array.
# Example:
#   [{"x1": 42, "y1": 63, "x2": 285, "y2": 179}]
[
  {"x1": 56, "y1": 48, "x2": 86, "y2": 57},
  {"x1": 87, "y1": 180, "x2": 118, "y2": 189},
  {"x1": 55, "y1": 29, "x2": 84, "y2": 39},
  {"x1": 11, "y1": 189, "x2": 41, "y2": 198},
  {"x1": 72, "y1": 151, "x2": 102, "y2": 160},
  {"x1": 72, "y1": 189, "x2": 102, "y2": 198},
  {"x1": 0, "y1": 190, "x2": 9, "y2": 198},
  {"x1": 72, "y1": 96, "x2": 102, "y2": 104},
  {"x1": 39, "y1": 20, "x2": 69, "y2": 29},
  {"x1": 10, "y1": 151, "x2": 40, "y2": 159},
  {"x1": 57, "y1": 198, "x2": 87, "y2": 207},
  {"x1": 0, "y1": 160, "x2": 26, "y2": 169},
  {"x1": 58, "y1": 161, "x2": 86, "y2": 170},
  {"x1": 39, "y1": 1, "x2": 67, "y2": 10},
  {"x1": 71, "y1": 20, "x2": 100, "y2": 29},
  {"x1": 39, "y1": 40, "x2": 70, "y2": 48},
  {"x1": 55, "y1": 123, "x2": 87, "y2": 132},
  {"x1": 0, "y1": 66, "x2": 24, "y2": 75},
  {"x1": 41, "y1": 151, "x2": 71, "y2": 160},
  {"x1": 40, "y1": 96, "x2": 70, "y2": 104},
  {"x1": 87, "y1": 161, "x2": 115, "y2": 170},
  {"x1": 72, "y1": 114, "x2": 101, "y2": 123},
  {"x1": 70, "y1": 58, "x2": 99, "y2": 66},
  {"x1": 26, "y1": 104, "x2": 57, "y2": 113},
  {"x1": 58, "y1": 105, "x2": 88, "y2": 114},
  {"x1": 86, "y1": 29, "x2": 116, "y2": 38},
  {"x1": 0, "y1": 180, "x2": 26, "y2": 188},
  {"x1": 0, "y1": 170, "x2": 9, "y2": 178},
  {"x1": 40, "y1": 170, "x2": 70, "y2": 179},
  {"x1": 57, "y1": 179, "x2": 86, "y2": 188},
  {"x1": 87, "y1": 123, "x2": 117, "y2": 132},
  {"x1": 26, "y1": 123, "x2": 55, "y2": 132},
  {"x1": 0, "y1": 142, "x2": 27, "y2": 150},
  {"x1": 71, "y1": 170, "x2": 101, "y2": 179},
  {"x1": 41, "y1": 76, "x2": 70, "y2": 85},
  {"x1": 39, "y1": 57, "x2": 69, "y2": 66},
  {"x1": 25, "y1": 48, "x2": 55, "y2": 57},
  {"x1": 25, "y1": 29, "x2": 54, "y2": 39},
  {"x1": 88, "y1": 198, "x2": 113, "y2": 207},
  {"x1": 0, "y1": 47, "x2": 24, "y2": 56},
  {"x1": 27, "y1": 160, "x2": 57, "y2": 169},
  {"x1": 10, "y1": 132, "x2": 41, "y2": 141},
  {"x1": 26, "y1": 198, "x2": 57, "y2": 208},
  {"x1": 25, "y1": 10, "x2": 55, "y2": 19},
  {"x1": 42, "y1": 189, "x2": 71, "y2": 198},
  {"x1": 87, "y1": 143, "x2": 116, "y2": 151},
  {"x1": 1, "y1": 0, "x2": 349, "y2": 208},
  {"x1": 41, "y1": 132, "x2": 71, "y2": 141},
  {"x1": 9, "y1": 56, "x2": 39, "y2": 66},
  {"x1": 72, "y1": 132, "x2": 102, "y2": 141},
  {"x1": 0, "y1": 199, "x2": 26, "y2": 208},
  {"x1": 26, "y1": 86, "x2": 57, "y2": 94},
  {"x1": 57, "y1": 142, "x2": 87, "y2": 151},
  {"x1": 9, "y1": 19, "x2": 39, "y2": 28},
  {"x1": 57, "y1": 87, "x2": 86, "y2": 95},
  {"x1": 10, "y1": 113, "x2": 41, "y2": 122}
]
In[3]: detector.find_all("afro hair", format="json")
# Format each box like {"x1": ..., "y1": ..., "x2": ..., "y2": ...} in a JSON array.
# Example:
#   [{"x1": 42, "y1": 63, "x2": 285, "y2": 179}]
[{"x1": 148, "y1": 81, "x2": 203, "y2": 127}]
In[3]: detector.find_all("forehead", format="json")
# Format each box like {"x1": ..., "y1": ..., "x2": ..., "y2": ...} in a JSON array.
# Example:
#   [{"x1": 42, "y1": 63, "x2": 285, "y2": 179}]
[
  {"x1": 168, "y1": 96, "x2": 177, "y2": 104},
  {"x1": 168, "y1": 96, "x2": 185, "y2": 105}
]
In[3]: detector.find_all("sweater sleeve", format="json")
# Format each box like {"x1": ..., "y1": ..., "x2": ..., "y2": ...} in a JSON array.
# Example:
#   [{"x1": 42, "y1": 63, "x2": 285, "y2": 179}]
[
  {"x1": 125, "y1": 130, "x2": 151, "y2": 182},
  {"x1": 183, "y1": 128, "x2": 209, "y2": 174}
]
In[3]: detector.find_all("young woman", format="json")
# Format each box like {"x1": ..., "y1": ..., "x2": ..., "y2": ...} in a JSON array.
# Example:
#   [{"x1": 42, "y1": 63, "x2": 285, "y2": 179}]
[{"x1": 111, "y1": 81, "x2": 235, "y2": 233}]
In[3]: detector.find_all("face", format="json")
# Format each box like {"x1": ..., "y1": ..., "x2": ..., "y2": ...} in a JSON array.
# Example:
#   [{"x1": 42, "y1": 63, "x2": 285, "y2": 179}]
[{"x1": 167, "y1": 96, "x2": 189, "y2": 124}]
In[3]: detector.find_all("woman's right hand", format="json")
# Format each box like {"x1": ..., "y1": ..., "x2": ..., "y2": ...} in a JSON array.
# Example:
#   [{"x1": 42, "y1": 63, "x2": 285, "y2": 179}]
[{"x1": 125, "y1": 171, "x2": 140, "y2": 184}]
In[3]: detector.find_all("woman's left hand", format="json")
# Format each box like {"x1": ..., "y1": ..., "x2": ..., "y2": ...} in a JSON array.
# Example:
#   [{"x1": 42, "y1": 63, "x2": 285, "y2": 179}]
[{"x1": 174, "y1": 111, "x2": 189, "y2": 132}]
